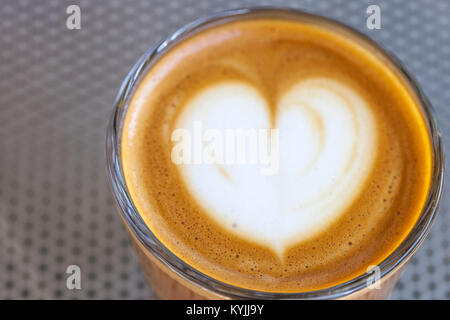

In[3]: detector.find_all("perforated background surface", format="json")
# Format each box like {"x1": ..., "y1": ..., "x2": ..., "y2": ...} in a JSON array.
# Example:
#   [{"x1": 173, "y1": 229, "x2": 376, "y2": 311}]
[{"x1": 0, "y1": 0, "x2": 448, "y2": 299}]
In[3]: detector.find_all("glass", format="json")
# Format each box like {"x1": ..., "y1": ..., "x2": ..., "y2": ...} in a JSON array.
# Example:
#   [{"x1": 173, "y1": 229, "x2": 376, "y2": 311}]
[{"x1": 105, "y1": 7, "x2": 444, "y2": 299}]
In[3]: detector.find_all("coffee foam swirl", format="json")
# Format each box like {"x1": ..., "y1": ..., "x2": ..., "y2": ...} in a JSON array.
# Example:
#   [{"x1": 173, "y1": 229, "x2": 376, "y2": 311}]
[{"x1": 174, "y1": 78, "x2": 377, "y2": 254}]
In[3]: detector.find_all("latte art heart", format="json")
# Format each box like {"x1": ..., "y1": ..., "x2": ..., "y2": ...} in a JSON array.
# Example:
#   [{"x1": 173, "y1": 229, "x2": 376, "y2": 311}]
[{"x1": 173, "y1": 78, "x2": 378, "y2": 255}]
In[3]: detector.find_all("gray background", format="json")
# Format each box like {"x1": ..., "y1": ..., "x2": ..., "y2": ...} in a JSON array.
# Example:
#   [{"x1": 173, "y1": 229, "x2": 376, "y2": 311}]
[{"x1": 0, "y1": 0, "x2": 448, "y2": 299}]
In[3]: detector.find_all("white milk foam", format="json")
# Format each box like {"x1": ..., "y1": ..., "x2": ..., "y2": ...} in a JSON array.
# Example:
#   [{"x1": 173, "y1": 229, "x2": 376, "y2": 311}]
[{"x1": 174, "y1": 78, "x2": 377, "y2": 255}]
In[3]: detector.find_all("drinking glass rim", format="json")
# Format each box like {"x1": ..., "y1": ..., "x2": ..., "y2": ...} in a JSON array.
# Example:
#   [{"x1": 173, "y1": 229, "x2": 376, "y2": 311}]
[{"x1": 105, "y1": 7, "x2": 445, "y2": 299}]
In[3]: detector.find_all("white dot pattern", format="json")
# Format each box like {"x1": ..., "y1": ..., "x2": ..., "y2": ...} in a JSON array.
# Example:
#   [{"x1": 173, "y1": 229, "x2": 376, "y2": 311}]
[{"x1": 0, "y1": 0, "x2": 448, "y2": 299}]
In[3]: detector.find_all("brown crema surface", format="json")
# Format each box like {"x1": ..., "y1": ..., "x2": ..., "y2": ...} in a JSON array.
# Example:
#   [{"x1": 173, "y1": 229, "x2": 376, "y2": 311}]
[{"x1": 121, "y1": 18, "x2": 432, "y2": 292}]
